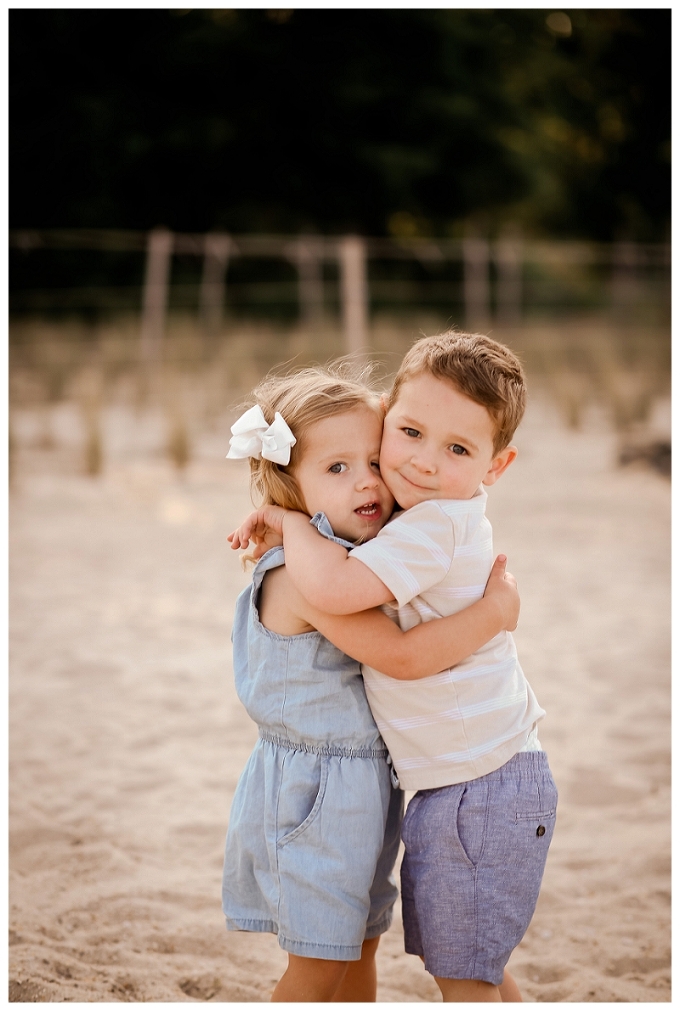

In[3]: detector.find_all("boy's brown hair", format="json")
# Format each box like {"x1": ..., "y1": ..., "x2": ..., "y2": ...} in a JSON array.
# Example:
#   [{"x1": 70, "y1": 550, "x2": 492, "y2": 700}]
[{"x1": 386, "y1": 331, "x2": 527, "y2": 453}]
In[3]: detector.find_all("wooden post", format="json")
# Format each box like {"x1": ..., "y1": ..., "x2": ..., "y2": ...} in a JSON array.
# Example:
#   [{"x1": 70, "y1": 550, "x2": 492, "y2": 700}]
[
  {"x1": 463, "y1": 233, "x2": 491, "y2": 330},
  {"x1": 339, "y1": 235, "x2": 368, "y2": 356},
  {"x1": 140, "y1": 228, "x2": 173, "y2": 365},
  {"x1": 495, "y1": 226, "x2": 523, "y2": 324},
  {"x1": 610, "y1": 240, "x2": 640, "y2": 313},
  {"x1": 293, "y1": 236, "x2": 324, "y2": 324},
  {"x1": 199, "y1": 233, "x2": 232, "y2": 336}
]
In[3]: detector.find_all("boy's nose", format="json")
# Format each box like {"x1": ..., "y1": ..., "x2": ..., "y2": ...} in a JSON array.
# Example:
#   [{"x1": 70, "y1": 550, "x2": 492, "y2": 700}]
[{"x1": 411, "y1": 449, "x2": 436, "y2": 474}]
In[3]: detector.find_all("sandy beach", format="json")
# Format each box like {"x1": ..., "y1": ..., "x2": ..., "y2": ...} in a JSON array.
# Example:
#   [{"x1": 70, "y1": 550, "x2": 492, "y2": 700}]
[{"x1": 9, "y1": 395, "x2": 670, "y2": 1002}]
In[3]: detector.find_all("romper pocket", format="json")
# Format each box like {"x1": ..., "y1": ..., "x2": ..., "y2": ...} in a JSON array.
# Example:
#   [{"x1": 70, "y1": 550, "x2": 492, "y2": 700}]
[{"x1": 277, "y1": 755, "x2": 329, "y2": 848}]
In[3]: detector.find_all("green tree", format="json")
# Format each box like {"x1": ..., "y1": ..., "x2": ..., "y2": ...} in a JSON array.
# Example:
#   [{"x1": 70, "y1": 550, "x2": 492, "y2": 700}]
[{"x1": 10, "y1": 9, "x2": 669, "y2": 240}]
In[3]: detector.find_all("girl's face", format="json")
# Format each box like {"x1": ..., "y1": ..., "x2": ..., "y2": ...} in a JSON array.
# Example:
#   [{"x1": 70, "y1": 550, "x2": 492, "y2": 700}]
[{"x1": 293, "y1": 405, "x2": 394, "y2": 543}]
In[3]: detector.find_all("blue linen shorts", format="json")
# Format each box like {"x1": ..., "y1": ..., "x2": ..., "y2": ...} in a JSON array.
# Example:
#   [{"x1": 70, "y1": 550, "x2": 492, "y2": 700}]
[{"x1": 400, "y1": 750, "x2": 557, "y2": 985}]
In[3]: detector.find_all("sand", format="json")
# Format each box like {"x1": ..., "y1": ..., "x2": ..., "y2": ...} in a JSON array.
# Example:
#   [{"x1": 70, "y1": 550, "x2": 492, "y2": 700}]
[{"x1": 9, "y1": 397, "x2": 670, "y2": 1002}]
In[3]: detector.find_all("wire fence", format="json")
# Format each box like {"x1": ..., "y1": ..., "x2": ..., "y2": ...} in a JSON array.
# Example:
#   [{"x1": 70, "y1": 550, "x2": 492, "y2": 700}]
[
  {"x1": 9, "y1": 228, "x2": 671, "y2": 483},
  {"x1": 10, "y1": 229, "x2": 671, "y2": 360}
]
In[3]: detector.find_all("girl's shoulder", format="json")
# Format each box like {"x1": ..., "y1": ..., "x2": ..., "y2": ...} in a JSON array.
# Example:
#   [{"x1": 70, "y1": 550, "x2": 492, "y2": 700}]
[
  {"x1": 250, "y1": 544, "x2": 286, "y2": 585},
  {"x1": 258, "y1": 563, "x2": 316, "y2": 637}
]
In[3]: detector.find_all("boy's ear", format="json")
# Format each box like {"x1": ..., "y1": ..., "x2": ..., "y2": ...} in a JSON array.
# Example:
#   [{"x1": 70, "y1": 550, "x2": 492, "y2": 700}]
[{"x1": 482, "y1": 445, "x2": 517, "y2": 486}]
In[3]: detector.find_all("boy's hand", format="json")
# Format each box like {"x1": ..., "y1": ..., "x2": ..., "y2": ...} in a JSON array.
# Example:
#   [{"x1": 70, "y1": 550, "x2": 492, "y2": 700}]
[
  {"x1": 227, "y1": 505, "x2": 290, "y2": 558},
  {"x1": 483, "y1": 555, "x2": 520, "y2": 631}
]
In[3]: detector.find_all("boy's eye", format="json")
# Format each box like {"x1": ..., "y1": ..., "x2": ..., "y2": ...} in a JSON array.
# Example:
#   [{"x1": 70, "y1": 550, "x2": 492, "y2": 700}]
[
  {"x1": 328, "y1": 462, "x2": 348, "y2": 474},
  {"x1": 449, "y1": 444, "x2": 468, "y2": 456},
  {"x1": 403, "y1": 427, "x2": 420, "y2": 439},
  {"x1": 371, "y1": 460, "x2": 381, "y2": 472}
]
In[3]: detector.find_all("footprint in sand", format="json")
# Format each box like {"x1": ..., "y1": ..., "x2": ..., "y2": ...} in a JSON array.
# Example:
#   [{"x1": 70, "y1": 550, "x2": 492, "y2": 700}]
[
  {"x1": 523, "y1": 962, "x2": 571, "y2": 985},
  {"x1": 606, "y1": 955, "x2": 670, "y2": 978},
  {"x1": 179, "y1": 975, "x2": 222, "y2": 1000}
]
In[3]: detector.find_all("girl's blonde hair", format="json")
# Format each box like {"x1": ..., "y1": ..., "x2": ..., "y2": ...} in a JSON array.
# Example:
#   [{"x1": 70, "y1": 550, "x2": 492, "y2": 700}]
[{"x1": 237, "y1": 360, "x2": 383, "y2": 512}]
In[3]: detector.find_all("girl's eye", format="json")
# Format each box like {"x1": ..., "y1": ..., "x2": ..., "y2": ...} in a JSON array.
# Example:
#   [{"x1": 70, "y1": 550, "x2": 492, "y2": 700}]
[
  {"x1": 329, "y1": 462, "x2": 348, "y2": 474},
  {"x1": 403, "y1": 428, "x2": 420, "y2": 439},
  {"x1": 450, "y1": 444, "x2": 468, "y2": 456},
  {"x1": 371, "y1": 461, "x2": 381, "y2": 472}
]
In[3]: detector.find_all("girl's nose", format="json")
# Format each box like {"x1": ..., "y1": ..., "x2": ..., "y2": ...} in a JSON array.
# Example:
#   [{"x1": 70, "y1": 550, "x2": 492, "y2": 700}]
[{"x1": 357, "y1": 465, "x2": 380, "y2": 490}]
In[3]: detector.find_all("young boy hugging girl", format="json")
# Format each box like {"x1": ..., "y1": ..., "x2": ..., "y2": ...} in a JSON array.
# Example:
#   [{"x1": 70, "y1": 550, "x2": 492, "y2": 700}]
[{"x1": 237, "y1": 332, "x2": 557, "y2": 1002}]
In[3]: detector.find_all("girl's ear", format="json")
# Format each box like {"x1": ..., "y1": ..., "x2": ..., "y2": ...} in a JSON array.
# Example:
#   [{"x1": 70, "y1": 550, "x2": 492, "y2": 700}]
[
  {"x1": 379, "y1": 393, "x2": 388, "y2": 416},
  {"x1": 482, "y1": 445, "x2": 517, "y2": 486}
]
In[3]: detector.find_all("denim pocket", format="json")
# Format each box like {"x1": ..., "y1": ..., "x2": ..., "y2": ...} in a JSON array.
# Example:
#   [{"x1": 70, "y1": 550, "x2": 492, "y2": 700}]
[{"x1": 277, "y1": 757, "x2": 329, "y2": 848}]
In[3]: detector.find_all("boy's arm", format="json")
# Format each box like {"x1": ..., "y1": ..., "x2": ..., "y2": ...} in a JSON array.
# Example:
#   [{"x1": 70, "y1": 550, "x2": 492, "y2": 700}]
[
  {"x1": 227, "y1": 506, "x2": 389, "y2": 607},
  {"x1": 293, "y1": 555, "x2": 518, "y2": 679},
  {"x1": 282, "y1": 511, "x2": 393, "y2": 613}
]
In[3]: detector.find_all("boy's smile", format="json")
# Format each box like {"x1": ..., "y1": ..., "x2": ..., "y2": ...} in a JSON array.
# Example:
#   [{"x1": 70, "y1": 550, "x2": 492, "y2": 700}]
[{"x1": 380, "y1": 372, "x2": 516, "y2": 509}]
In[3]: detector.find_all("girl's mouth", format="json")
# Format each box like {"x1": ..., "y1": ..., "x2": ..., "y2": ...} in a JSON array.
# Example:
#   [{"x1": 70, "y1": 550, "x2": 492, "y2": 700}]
[{"x1": 355, "y1": 502, "x2": 381, "y2": 520}]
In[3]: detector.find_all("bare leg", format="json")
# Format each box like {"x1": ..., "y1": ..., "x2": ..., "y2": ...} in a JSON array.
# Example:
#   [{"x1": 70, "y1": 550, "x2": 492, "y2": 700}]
[
  {"x1": 433, "y1": 968, "x2": 521, "y2": 1003},
  {"x1": 271, "y1": 954, "x2": 348, "y2": 1002},
  {"x1": 499, "y1": 969, "x2": 523, "y2": 1002},
  {"x1": 331, "y1": 936, "x2": 380, "y2": 1002},
  {"x1": 435, "y1": 977, "x2": 502, "y2": 1002}
]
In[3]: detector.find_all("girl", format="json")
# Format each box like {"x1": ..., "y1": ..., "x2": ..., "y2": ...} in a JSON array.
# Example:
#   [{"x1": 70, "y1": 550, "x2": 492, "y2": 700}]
[{"x1": 222, "y1": 363, "x2": 519, "y2": 1002}]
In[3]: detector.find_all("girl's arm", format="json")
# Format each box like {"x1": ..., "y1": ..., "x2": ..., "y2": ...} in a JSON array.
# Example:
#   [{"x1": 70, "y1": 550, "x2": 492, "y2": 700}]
[
  {"x1": 227, "y1": 507, "x2": 284, "y2": 558},
  {"x1": 286, "y1": 554, "x2": 519, "y2": 679}
]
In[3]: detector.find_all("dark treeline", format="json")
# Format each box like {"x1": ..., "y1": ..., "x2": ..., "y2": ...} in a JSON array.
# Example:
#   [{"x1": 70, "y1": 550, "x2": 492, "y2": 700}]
[{"x1": 10, "y1": 8, "x2": 669, "y2": 242}]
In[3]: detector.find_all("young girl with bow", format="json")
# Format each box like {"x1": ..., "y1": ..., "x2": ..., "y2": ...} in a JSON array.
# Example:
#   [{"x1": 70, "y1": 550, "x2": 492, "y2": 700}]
[{"x1": 221, "y1": 363, "x2": 520, "y2": 1001}]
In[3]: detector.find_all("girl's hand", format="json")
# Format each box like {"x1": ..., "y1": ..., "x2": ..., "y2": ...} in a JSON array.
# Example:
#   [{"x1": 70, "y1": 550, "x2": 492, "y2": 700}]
[
  {"x1": 483, "y1": 555, "x2": 520, "y2": 631},
  {"x1": 227, "y1": 505, "x2": 290, "y2": 557}
]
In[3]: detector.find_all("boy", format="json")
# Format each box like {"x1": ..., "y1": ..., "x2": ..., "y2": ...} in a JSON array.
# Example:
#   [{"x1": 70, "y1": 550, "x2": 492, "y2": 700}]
[{"x1": 236, "y1": 332, "x2": 556, "y2": 1002}]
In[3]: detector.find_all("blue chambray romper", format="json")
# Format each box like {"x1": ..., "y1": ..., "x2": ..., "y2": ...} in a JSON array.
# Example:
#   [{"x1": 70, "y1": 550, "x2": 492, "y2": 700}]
[{"x1": 222, "y1": 517, "x2": 403, "y2": 962}]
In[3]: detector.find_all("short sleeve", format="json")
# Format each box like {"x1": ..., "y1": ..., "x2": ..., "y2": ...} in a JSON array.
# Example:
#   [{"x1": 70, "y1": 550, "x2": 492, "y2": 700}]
[{"x1": 350, "y1": 501, "x2": 455, "y2": 608}]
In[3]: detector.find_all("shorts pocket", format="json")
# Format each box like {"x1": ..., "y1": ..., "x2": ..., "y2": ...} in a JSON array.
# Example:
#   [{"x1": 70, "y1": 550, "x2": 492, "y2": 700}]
[
  {"x1": 400, "y1": 792, "x2": 423, "y2": 848},
  {"x1": 455, "y1": 784, "x2": 487, "y2": 868},
  {"x1": 277, "y1": 756, "x2": 329, "y2": 848},
  {"x1": 514, "y1": 773, "x2": 558, "y2": 822}
]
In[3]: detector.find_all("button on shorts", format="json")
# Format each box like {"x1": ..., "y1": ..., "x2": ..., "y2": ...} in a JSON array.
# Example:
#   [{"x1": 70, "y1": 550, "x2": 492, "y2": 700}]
[{"x1": 400, "y1": 750, "x2": 557, "y2": 985}]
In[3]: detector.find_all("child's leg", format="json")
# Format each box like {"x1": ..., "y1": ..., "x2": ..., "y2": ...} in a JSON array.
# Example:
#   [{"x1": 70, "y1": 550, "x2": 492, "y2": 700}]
[
  {"x1": 434, "y1": 968, "x2": 521, "y2": 1003},
  {"x1": 270, "y1": 954, "x2": 348, "y2": 1002},
  {"x1": 270, "y1": 938, "x2": 381, "y2": 1002},
  {"x1": 435, "y1": 976, "x2": 502, "y2": 1002},
  {"x1": 499, "y1": 969, "x2": 523, "y2": 1002},
  {"x1": 331, "y1": 936, "x2": 380, "y2": 1002}
]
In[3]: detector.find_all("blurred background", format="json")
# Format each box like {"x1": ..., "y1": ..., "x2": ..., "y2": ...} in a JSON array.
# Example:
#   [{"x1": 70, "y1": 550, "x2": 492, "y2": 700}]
[
  {"x1": 9, "y1": 10, "x2": 672, "y2": 1001},
  {"x1": 9, "y1": 7, "x2": 671, "y2": 478}
]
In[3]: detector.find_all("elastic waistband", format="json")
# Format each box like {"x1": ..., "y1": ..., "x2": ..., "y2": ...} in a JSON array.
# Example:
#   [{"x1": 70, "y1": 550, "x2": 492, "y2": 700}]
[
  {"x1": 482, "y1": 749, "x2": 552, "y2": 782},
  {"x1": 416, "y1": 750, "x2": 553, "y2": 796},
  {"x1": 259, "y1": 729, "x2": 388, "y2": 759}
]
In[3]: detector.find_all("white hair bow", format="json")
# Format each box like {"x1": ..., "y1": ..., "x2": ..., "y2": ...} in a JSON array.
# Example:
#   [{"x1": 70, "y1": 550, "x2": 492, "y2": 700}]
[{"x1": 226, "y1": 405, "x2": 296, "y2": 465}]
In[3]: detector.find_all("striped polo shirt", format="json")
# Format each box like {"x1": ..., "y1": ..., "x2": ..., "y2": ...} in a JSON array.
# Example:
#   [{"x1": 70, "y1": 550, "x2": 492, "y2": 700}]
[{"x1": 350, "y1": 488, "x2": 545, "y2": 790}]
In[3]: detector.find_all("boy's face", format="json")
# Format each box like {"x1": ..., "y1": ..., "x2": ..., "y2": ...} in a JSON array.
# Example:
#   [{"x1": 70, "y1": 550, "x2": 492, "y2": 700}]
[{"x1": 379, "y1": 372, "x2": 517, "y2": 509}]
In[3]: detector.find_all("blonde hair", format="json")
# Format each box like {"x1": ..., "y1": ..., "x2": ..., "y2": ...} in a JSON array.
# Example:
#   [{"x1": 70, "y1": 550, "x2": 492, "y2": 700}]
[
  {"x1": 386, "y1": 331, "x2": 527, "y2": 453},
  {"x1": 237, "y1": 360, "x2": 383, "y2": 512}
]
